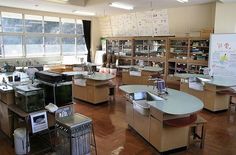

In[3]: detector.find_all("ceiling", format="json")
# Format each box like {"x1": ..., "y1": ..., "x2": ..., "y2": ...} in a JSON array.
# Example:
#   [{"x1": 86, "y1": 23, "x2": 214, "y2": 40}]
[{"x1": 0, "y1": 0, "x2": 224, "y2": 16}]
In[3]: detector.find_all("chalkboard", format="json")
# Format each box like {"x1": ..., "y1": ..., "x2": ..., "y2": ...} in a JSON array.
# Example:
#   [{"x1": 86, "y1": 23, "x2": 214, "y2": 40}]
[{"x1": 209, "y1": 34, "x2": 236, "y2": 77}]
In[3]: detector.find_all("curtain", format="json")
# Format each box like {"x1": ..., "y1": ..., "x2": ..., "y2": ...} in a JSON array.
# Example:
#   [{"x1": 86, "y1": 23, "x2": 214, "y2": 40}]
[{"x1": 82, "y1": 20, "x2": 91, "y2": 62}]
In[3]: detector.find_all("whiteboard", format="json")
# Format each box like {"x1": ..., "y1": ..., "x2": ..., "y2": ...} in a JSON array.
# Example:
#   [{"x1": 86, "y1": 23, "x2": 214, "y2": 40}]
[{"x1": 209, "y1": 34, "x2": 236, "y2": 77}]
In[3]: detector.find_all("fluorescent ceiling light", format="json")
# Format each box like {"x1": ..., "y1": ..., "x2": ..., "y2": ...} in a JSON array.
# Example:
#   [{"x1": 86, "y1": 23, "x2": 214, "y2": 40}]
[
  {"x1": 46, "y1": 0, "x2": 69, "y2": 4},
  {"x1": 177, "y1": 0, "x2": 189, "y2": 3},
  {"x1": 109, "y1": 2, "x2": 134, "y2": 10},
  {"x1": 72, "y1": 10, "x2": 96, "y2": 16}
]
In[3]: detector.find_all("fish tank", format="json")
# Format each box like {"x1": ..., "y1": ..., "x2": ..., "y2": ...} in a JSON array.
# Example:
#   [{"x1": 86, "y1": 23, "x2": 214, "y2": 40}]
[
  {"x1": 38, "y1": 82, "x2": 72, "y2": 107},
  {"x1": 15, "y1": 85, "x2": 45, "y2": 112}
]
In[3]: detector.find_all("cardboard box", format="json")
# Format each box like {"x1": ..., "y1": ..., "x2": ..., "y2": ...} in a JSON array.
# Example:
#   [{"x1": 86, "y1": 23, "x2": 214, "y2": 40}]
[{"x1": 200, "y1": 28, "x2": 214, "y2": 38}]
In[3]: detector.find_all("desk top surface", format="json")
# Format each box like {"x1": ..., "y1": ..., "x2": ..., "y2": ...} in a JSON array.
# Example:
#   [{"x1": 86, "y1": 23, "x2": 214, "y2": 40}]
[
  {"x1": 205, "y1": 76, "x2": 236, "y2": 87},
  {"x1": 73, "y1": 72, "x2": 114, "y2": 81},
  {"x1": 175, "y1": 73, "x2": 236, "y2": 87},
  {"x1": 119, "y1": 85, "x2": 203, "y2": 115},
  {"x1": 118, "y1": 65, "x2": 163, "y2": 72},
  {"x1": 174, "y1": 73, "x2": 211, "y2": 79},
  {"x1": 86, "y1": 72, "x2": 115, "y2": 81}
]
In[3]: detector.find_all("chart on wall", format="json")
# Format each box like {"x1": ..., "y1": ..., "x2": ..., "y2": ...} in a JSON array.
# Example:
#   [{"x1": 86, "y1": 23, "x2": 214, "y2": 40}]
[
  {"x1": 109, "y1": 9, "x2": 169, "y2": 36},
  {"x1": 209, "y1": 34, "x2": 236, "y2": 77}
]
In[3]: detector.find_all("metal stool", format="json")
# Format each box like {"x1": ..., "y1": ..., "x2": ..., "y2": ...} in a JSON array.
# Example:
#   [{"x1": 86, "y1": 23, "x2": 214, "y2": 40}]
[
  {"x1": 108, "y1": 81, "x2": 116, "y2": 102},
  {"x1": 188, "y1": 115, "x2": 207, "y2": 148}
]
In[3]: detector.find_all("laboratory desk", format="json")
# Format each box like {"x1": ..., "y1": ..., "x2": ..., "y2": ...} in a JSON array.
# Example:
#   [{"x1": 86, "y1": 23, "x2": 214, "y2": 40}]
[
  {"x1": 0, "y1": 85, "x2": 14, "y2": 137},
  {"x1": 119, "y1": 85, "x2": 203, "y2": 153},
  {"x1": 119, "y1": 66, "x2": 163, "y2": 85},
  {"x1": 175, "y1": 73, "x2": 236, "y2": 112},
  {"x1": 72, "y1": 72, "x2": 115, "y2": 104}
]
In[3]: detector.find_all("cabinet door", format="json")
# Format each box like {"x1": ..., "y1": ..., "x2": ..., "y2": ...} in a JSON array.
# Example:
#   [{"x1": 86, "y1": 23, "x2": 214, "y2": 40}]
[
  {"x1": 0, "y1": 102, "x2": 12, "y2": 137},
  {"x1": 133, "y1": 109, "x2": 150, "y2": 140},
  {"x1": 149, "y1": 116, "x2": 162, "y2": 151},
  {"x1": 126, "y1": 101, "x2": 134, "y2": 127}
]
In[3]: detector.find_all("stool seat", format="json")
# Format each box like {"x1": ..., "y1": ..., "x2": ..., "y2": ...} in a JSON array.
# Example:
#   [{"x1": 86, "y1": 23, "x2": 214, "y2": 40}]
[{"x1": 188, "y1": 115, "x2": 207, "y2": 149}]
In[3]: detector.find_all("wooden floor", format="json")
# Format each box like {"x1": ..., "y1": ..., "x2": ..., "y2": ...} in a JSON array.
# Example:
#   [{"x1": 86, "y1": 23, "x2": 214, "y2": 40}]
[{"x1": 1, "y1": 78, "x2": 236, "y2": 155}]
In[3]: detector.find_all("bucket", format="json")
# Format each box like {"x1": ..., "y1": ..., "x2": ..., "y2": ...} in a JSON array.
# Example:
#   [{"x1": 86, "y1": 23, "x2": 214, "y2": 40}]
[{"x1": 14, "y1": 128, "x2": 30, "y2": 155}]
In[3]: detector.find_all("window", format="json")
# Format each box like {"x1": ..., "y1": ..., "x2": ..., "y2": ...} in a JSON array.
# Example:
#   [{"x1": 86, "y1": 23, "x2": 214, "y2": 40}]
[
  {"x1": 62, "y1": 37, "x2": 75, "y2": 55},
  {"x1": 3, "y1": 35, "x2": 23, "y2": 57},
  {"x1": 0, "y1": 12, "x2": 88, "y2": 59},
  {"x1": 61, "y1": 18, "x2": 75, "y2": 34},
  {"x1": 76, "y1": 20, "x2": 84, "y2": 35},
  {"x1": 2, "y1": 12, "x2": 23, "y2": 32},
  {"x1": 0, "y1": 37, "x2": 2, "y2": 57},
  {"x1": 44, "y1": 16, "x2": 60, "y2": 34},
  {"x1": 25, "y1": 15, "x2": 43, "y2": 33},
  {"x1": 77, "y1": 36, "x2": 87, "y2": 54},
  {"x1": 25, "y1": 36, "x2": 44, "y2": 56},
  {"x1": 45, "y1": 36, "x2": 60, "y2": 55}
]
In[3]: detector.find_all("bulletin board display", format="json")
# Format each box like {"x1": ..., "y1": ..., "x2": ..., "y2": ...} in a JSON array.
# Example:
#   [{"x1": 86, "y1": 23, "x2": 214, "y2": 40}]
[
  {"x1": 209, "y1": 34, "x2": 236, "y2": 77},
  {"x1": 108, "y1": 9, "x2": 169, "y2": 37}
]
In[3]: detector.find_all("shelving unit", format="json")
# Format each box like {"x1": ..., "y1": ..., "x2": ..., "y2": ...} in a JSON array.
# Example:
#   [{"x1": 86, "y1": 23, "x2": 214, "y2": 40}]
[
  {"x1": 106, "y1": 36, "x2": 209, "y2": 88},
  {"x1": 106, "y1": 37, "x2": 134, "y2": 66},
  {"x1": 166, "y1": 37, "x2": 209, "y2": 89}
]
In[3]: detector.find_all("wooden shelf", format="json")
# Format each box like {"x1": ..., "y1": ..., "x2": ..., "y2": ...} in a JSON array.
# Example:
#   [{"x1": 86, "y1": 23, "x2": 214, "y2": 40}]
[{"x1": 106, "y1": 36, "x2": 209, "y2": 84}]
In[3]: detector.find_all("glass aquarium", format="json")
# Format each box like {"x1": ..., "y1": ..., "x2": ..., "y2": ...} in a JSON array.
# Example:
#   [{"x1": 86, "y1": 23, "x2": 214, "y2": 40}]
[{"x1": 15, "y1": 85, "x2": 45, "y2": 112}]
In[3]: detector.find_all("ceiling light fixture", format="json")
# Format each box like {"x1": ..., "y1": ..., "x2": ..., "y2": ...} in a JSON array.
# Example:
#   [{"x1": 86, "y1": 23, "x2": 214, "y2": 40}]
[
  {"x1": 46, "y1": 0, "x2": 69, "y2": 4},
  {"x1": 72, "y1": 10, "x2": 96, "y2": 16},
  {"x1": 109, "y1": 2, "x2": 134, "y2": 10},
  {"x1": 177, "y1": 0, "x2": 189, "y2": 3}
]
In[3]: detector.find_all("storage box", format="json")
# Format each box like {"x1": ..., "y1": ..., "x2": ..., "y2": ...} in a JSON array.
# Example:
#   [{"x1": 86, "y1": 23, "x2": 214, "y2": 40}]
[
  {"x1": 15, "y1": 85, "x2": 45, "y2": 112},
  {"x1": 200, "y1": 28, "x2": 213, "y2": 38}
]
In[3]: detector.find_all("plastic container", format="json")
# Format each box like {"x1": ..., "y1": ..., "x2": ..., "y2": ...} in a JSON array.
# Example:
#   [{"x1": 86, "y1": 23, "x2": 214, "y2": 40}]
[{"x1": 14, "y1": 128, "x2": 30, "y2": 155}]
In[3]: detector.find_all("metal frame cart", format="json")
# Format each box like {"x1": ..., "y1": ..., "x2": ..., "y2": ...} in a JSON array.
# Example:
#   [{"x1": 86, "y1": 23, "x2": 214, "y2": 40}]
[{"x1": 55, "y1": 113, "x2": 97, "y2": 155}]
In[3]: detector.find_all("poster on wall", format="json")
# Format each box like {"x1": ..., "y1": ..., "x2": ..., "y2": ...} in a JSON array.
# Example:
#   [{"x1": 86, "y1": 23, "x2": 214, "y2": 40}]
[
  {"x1": 108, "y1": 9, "x2": 170, "y2": 37},
  {"x1": 209, "y1": 34, "x2": 236, "y2": 77},
  {"x1": 123, "y1": 13, "x2": 139, "y2": 36},
  {"x1": 136, "y1": 11, "x2": 154, "y2": 36},
  {"x1": 111, "y1": 15, "x2": 124, "y2": 36},
  {"x1": 152, "y1": 9, "x2": 169, "y2": 36}
]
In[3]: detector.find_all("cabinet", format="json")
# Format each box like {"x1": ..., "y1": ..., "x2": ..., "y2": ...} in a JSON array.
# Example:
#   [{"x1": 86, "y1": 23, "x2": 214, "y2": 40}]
[
  {"x1": 106, "y1": 36, "x2": 210, "y2": 89},
  {"x1": 0, "y1": 101, "x2": 12, "y2": 137},
  {"x1": 106, "y1": 37, "x2": 134, "y2": 66},
  {"x1": 167, "y1": 37, "x2": 209, "y2": 89},
  {"x1": 72, "y1": 79, "x2": 109, "y2": 104},
  {"x1": 0, "y1": 90, "x2": 14, "y2": 137}
]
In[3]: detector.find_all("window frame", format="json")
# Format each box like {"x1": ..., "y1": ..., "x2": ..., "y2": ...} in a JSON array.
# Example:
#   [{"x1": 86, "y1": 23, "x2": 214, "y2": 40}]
[{"x1": 0, "y1": 12, "x2": 87, "y2": 59}]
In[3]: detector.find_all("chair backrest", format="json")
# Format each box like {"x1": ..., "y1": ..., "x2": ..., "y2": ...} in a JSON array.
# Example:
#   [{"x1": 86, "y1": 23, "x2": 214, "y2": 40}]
[{"x1": 55, "y1": 104, "x2": 74, "y2": 119}]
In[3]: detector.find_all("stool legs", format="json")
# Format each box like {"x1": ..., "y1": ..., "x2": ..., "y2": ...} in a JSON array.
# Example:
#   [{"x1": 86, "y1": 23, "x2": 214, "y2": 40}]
[{"x1": 188, "y1": 123, "x2": 206, "y2": 149}]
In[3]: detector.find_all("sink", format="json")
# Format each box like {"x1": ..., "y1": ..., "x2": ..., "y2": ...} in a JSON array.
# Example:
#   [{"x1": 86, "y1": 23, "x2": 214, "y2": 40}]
[
  {"x1": 129, "y1": 91, "x2": 164, "y2": 116},
  {"x1": 130, "y1": 91, "x2": 164, "y2": 101}
]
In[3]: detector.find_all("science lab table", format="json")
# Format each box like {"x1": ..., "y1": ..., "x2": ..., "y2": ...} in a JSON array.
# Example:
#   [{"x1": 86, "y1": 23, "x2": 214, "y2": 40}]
[
  {"x1": 119, "y1": 66, "x2": 163, "y2": 85},
  {"x1": 119, "y1": 85, "x2": 203, "y2": 152},
  {"x1": 72, "y1": 72, "x2": 115, "y2": 104},
  {"x1": 175, "y1": 73, "x2": 236, "y2": 112}
]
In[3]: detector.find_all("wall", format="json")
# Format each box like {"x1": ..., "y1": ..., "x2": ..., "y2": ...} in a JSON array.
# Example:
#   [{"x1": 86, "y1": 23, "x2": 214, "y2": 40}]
[
  {"x1": 168, "y1": 3, "x2": 215, "y2": 36},
  {"x1": 97, "y1": 3, "x2": 215, "y2": 37},
  {"x1": 214, "y1": 2, "x2": 236, "y2": 33},
  {"x1": 0, "y1": 6, "x2": 101, "y2": 65}
]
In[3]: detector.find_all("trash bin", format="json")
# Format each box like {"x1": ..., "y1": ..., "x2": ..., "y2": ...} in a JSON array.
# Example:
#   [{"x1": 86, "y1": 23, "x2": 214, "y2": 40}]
[{"x1": 14, "y1": 128, "x2": 30, "y2": 155}]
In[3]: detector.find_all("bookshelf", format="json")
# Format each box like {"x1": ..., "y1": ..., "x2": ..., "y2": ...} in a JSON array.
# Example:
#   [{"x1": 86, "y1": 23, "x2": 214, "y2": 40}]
[{"x1": 105, "y1": 36, "x2": 210, "y2": 88}]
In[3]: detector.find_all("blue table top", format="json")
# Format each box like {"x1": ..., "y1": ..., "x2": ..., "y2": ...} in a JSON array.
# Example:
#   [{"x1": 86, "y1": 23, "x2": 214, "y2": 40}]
[{"x1": 119, "y1": 85, "x2": 203, "y2": 115}]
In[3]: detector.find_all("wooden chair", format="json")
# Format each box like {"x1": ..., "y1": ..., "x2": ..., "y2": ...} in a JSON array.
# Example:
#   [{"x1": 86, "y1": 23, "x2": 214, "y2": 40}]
[{"x1": 188, "y1": 115, "x2": 207, "y2": 149}]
